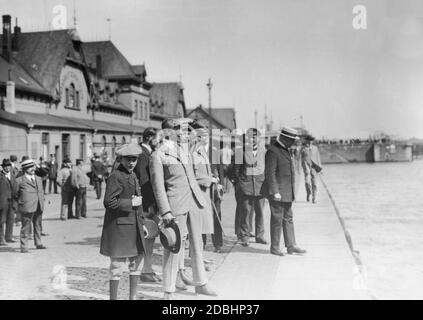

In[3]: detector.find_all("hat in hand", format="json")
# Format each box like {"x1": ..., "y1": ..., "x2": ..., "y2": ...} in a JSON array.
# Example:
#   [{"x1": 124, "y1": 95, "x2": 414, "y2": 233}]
[{"x1": 159, "y1": 219, "x2": 181, "y2": 254}]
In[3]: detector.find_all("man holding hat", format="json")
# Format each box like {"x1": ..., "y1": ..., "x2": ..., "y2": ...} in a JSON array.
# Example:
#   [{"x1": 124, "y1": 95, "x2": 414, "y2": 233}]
[
  {"x1": 100, "y1": 143, "x2": 146, "y2": 300},
  {"x1": 0, "y1": 159, "x2": 16, "y2": 245},
  {"x1": 13, "y1": 159, "x2": 47, "y2": 253},
  {"x1": 150, "y1": 118, "x2": 217, "y2": 300},
  {"x1": 264, "y1": 127, "x2": 307, "y2": 256}
]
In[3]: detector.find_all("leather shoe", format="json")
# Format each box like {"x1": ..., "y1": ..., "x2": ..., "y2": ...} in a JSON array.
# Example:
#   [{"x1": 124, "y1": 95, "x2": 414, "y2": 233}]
[
  {"x1": 256, "y1": 238, "x2": 268, "y2": 245},
  {"x1": 36, "y1": 245, "x2": 47, "y2": 250},
  {"x1": 195, "y1": 284, "x2": 218, "y2": 296},
  {"x1": 6, "y1": 239, "x2": 17, "y2": 243},
  {"x1": 270, "y1": 249, "x2": 285, "y2": 256},
  {"x1": 140, "y1": 273, "x2": 161, "y2": 283},
  {"x1": 0, "y1": 242, "x2": 6, "y2": 246},
  {"x1": 21, "y1": 248, "x2": 29, "y2": 253},
  {"x1": 41, "y1": 233, "x2": 49, "y2": 236},
  {"x1": 249, "y1": 232, "x2": 255, "y2": 238},
  {"x1": 287, "y1": 246, "x2": 307, "y2": 255},
  {"x1": 241, "y1": 241, "x2": 249, "y2": 247}
]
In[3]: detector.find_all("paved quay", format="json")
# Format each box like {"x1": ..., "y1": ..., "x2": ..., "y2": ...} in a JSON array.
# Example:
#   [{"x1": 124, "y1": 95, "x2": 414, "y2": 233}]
[{"x1": 0, "y1": 177, "x2": 370, "y2": 300}]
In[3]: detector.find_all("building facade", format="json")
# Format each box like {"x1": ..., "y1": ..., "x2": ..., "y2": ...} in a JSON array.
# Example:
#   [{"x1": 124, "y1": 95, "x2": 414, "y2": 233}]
[{"x1": 0, "y1": 15, "x2": 185, "y2": 164}]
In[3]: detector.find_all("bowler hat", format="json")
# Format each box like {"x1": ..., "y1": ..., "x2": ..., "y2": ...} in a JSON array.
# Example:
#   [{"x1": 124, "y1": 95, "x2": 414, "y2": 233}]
[
  {"x1": 21, "y1": 159, "x2": 36, "y2": 170},
  {"x1": 159, "y1": 220, "x2": 181, "y2": 254},
  {"x1": 280, "y1": 127, "x2": 300, "y2": 140},
  {"x1": 1, "y1": 159, "x2": 11, "y2": 167}
]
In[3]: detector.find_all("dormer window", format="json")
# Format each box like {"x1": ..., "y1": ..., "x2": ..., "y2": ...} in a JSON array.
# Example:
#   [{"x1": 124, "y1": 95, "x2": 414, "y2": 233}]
[{"x1": 65, "y1": 82, "x2": 80, "y2": 109}]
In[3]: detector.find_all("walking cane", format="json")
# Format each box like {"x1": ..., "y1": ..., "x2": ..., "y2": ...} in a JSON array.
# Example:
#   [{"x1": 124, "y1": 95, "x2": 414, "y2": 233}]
[{"x1": 210, "y1": 183, "x2": 226, "y2": 237}]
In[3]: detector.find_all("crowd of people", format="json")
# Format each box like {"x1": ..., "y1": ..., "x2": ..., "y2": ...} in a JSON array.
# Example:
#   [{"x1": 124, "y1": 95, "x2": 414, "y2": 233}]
[
  {"x1": 0, "y1": 153, "x2": 109, "y2": 250},
  {"x1": 0, "y1": 117, "x2": 323, "y2": 300}
]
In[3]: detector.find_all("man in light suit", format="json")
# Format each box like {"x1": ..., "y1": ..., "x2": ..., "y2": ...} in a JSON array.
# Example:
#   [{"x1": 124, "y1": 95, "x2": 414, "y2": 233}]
[
  {"x1": 264, "y1": 127, "x2": 306, "y2": 256},
  {"x1": 13, "y1": 159, "x2": 47, "y2": 253},
  {"x1": 150, "y1": 118, "x2": 217, "y2": 300}
]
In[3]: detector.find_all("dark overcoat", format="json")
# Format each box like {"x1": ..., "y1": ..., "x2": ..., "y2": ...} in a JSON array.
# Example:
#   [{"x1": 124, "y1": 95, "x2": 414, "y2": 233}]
[
  {"x1": 134, "y1": 145, "x2": 156, "y2": 213},
  {"x1": 263, "y1": 141, "x2": 296, "y2": 202},
  {"x1": 100, "y1": 164, "x2": 145, "y2": 258}
]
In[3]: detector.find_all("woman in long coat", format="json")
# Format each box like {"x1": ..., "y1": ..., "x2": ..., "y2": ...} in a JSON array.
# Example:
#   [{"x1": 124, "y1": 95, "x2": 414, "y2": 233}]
[{"x1": 100, "y1": 144, "x2": 146, "y2": 300}]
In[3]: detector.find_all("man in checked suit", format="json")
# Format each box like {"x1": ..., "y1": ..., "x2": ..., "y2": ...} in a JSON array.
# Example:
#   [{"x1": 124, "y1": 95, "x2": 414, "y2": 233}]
[
  {"x1": 150, "y1": 118, "x2": 217, "y2": 300},
  {"x1": 264, "y1": 127, "x2": 307, "y2": 256},
  {"x1": 13, "y1": 159, "x2": 47, "y2": 253}
]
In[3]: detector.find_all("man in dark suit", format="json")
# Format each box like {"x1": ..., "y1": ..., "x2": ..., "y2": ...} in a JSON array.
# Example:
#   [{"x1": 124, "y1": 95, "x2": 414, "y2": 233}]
[
  {"x1": 92, "y1": 156, "x2": 107, "y2": 199},
  {"x1": 47, "y1": 154, "x2": 59, "y2": 194},
  {"x1": 0, "y1": 159, "x2": 17, "y2": 245},
  {"x1": 133, "y1": 127, "x2": 162, "y2": 283},
  {"x1": 232, "y1": 128, "x2": 267, "y2": 247},
  {"x1": 264, "y1": 127, "x2": 307, "y2": 256},
  {"x1": 100, "y1": 144, "x2": 146, "y2": 300},
  {"x1": 13, "y1": 159, "x2": 47, "y2": 253}
]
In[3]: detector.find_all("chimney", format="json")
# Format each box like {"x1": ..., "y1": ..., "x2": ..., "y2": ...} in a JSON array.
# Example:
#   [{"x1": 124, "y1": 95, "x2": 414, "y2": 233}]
[
  {"x1": 96, "y1": 54, "x2": 102, "y2": 78},
  {"x1": 12, "y1": 17, "x2": 21, "y2": 53},
  {"x1": 2, "y1": 15, "x2": 12, "y2": 62},
  {"x1": 5, "y1": 71, "x2": 16, "y2": 114}
]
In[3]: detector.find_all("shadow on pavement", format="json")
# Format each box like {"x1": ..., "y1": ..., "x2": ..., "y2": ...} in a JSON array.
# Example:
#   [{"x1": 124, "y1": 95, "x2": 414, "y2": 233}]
[{"x1": 64, "y1": 237, "x2": 101, "y2": 247}]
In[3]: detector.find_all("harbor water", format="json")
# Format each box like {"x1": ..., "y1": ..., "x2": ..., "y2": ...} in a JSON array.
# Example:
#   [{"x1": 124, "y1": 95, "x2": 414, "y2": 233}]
[{"x1": 322, "y1": 160, "x2": 423, "y2": 299}]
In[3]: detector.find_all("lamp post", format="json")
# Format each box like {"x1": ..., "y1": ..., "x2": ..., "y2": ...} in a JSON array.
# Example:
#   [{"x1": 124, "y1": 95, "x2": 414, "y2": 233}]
[{"x1": 207, "y1": 78, "x2": 213, "y2": 163}]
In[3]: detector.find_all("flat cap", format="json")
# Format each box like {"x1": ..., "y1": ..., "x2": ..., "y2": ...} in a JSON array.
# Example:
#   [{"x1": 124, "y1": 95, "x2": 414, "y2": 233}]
[{"x1": 116, "y1": 143, "x2": 143, "y2": 157}]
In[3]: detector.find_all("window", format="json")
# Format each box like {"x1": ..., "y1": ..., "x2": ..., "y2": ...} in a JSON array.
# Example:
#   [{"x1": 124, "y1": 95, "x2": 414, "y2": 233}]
[
  {"x1": 135, "y1": 101, "x2": 138, "y2": 119},
  {"x1": 76, "y1": 91, "x2": 80, "y2": 109},
  {"x1": 79, "y1": 134, "x2": 86, "y2": 160},
  {"x1": 65, "y1": 88, "x2": 69, "y2": 106},
  {"x1": 69, "y1": 83, "x2": 75, "y2": 108},
  {"x1": 140, "y1": 101, "x2": 144, "y2": 120},
  {"x1": 112, "y1": 136, "x2": 117, "y2": 158},
  {"x1": 122, "y1": 136, "x2": 126, "y2": 145},
  {"x1": 144, "y1": 103, "x2": 149, "y2": 120},
  {"x1": 42, "y1": 132, "x2": 49, "y2": 160}
]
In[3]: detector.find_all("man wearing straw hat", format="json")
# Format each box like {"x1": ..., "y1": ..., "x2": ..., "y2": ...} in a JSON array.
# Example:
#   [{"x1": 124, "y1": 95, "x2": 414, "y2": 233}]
[
  {"x1": 13, "y1": 159, "x2": 47, "y2": 253},
  {"x1": 264, "y1": 127, "x2": 307, "y2": 256}
]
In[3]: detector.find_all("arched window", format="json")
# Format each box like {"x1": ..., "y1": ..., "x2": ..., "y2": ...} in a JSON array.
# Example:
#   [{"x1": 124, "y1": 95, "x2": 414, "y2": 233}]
[
  {"x1": 122, "y1": 136, "x2": 126, "y2": 145},
  {"x1": 112, "y1": 136, "x2": 117, "y2": 159},
  {"x1": 69, "y1": 83, "x2": 76, "y2": 108}
]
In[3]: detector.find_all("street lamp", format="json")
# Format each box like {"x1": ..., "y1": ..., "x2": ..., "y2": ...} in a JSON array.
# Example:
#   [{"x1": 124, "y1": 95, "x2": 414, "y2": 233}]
[{"x1": 207, "y1": 78, "x2": 213, "y2": 163}]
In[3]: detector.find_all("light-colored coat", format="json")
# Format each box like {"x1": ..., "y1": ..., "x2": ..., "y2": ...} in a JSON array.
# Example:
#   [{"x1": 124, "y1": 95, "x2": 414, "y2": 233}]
[
  {"x1": 191, "y1": 145, "x2": 214, "y2": 234},
  {"x1": 13, "y1": 175, "x2": 45, "y2": 214},
  {"x1": 150, "y1": 140, "x2": 205, "y2": 217}
]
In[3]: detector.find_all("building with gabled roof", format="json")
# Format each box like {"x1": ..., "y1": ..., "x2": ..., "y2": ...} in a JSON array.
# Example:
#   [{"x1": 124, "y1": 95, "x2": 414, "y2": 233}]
[
  {"x1": 0, "y1": 14, "x2": 182, "y2": 163},
  {"x1": 186, "y1": 105, "x2": 237, "y2": 131}
]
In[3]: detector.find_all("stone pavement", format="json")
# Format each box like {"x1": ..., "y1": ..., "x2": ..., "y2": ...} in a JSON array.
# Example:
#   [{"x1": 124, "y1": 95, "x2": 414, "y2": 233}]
[{"x1": 0, "y1": 175, "x2": 370, "y2": 300}]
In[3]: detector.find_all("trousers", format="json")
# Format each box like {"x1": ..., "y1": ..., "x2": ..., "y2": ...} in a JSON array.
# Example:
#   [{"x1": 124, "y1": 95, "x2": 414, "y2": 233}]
[
  {"x1": 20, "y1": 205, "x2": 43, "y2": 250},
  {"x1": 269, "y1": 201, "x2": 296, "y2": 252},
  {"x1": 163, "y1": 209, "x2": 207, "y2": 293},
  {"x1": 75, "y1": 187, "x2": 87, "y2": 218},
  {"x1": 0, "y1": 201, "x2": 14, "y2": 242},
  {"x1": 237, "y1": 193, "x2": 265, "y2": 242}
]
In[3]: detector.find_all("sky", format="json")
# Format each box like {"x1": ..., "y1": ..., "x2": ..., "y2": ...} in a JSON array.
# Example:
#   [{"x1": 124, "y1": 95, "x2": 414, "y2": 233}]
[{"x1": 2, "y1": 0, "x2": 423, "y2": 139}]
